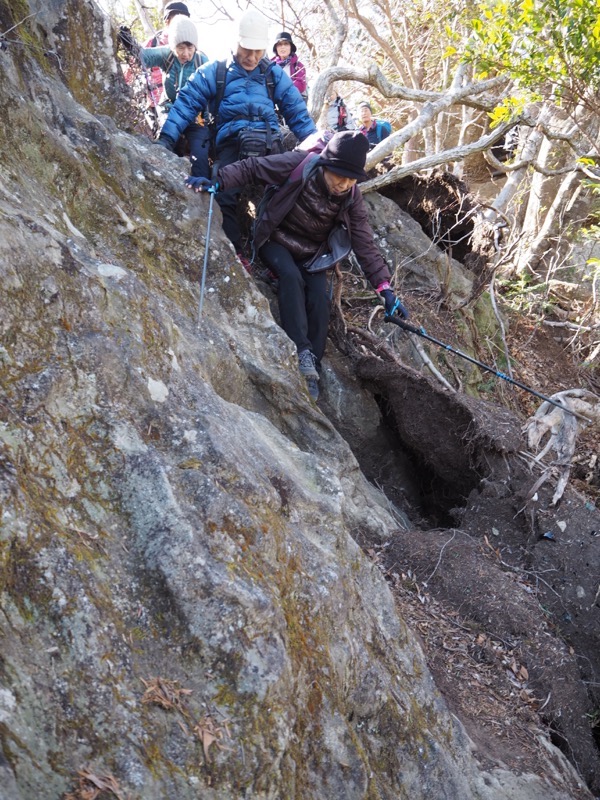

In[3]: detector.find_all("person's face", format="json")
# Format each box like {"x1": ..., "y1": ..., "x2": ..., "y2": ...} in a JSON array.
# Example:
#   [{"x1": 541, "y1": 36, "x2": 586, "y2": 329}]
[
  {"x1": 165, "y1": 12, "x2": 182, "y2": 26},
  {"x1": 359, "y1": 105, "x2": 372, "y2": 125},
  {"x1": 275, "y1": 40, "x2": 292, "y2": 58},
  {"x1": 175, "y1": 42, "x2": 196, "y2": 63},
  {"x1": 323, "y1": 169, "x2": 357, "y2": 196},
  {"x1": 236, "y1": 46, "x2": 265, "y2": 71}
]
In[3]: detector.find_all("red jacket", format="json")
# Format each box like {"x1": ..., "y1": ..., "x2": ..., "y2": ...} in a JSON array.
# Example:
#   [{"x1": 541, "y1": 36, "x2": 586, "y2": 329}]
[
  {"x1": 218, "y1": 151, "x2": 391, "y2": 289},
  {"x1": 143, "y1": 29, "x2": 169, "y2": 107}
]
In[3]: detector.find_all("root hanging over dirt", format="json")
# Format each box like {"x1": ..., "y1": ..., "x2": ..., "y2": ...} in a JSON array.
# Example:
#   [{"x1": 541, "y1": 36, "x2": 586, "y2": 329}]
[
  {"x1": 380, "y1": 171, "x2": 482, "y2": 265},
  {"x1": 524, "y1": 389, "x2": 600, "y2": 505},
  {"x1": 324, "y1": 323, "x2": 600, "y2": 795}
]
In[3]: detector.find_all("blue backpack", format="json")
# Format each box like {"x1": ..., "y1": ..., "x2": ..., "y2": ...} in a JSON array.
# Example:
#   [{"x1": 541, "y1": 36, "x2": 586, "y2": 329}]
[{"x1": 375, "y1": 120, "x2": 392, "y2": 140}]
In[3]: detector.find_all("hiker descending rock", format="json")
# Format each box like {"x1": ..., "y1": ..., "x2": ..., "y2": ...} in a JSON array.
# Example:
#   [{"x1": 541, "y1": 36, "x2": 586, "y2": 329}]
[
  {"x1": 185, "y1": 131, "x2": 409, "y2": 401},
  {"x1": 271, "y1": 32, "x2": 307, "y2": 100},
  {"x1": 118, "y1": 16, "x2": 210, "y2": 177},
  {"x1": 156, "y1": 9, "x2": 317, "y2": 264}
]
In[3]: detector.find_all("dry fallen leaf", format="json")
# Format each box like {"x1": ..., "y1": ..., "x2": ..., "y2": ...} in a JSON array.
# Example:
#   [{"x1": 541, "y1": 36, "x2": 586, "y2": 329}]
[
  {"x1": 192, "y1": 715, "x2": 232, "y2": 762},
  {"x1": 141, "y1": 677, "x2": 192, "y2": 717},
  {"x1": 65, "y1": 768, "x2": 128, "y2": 800}
]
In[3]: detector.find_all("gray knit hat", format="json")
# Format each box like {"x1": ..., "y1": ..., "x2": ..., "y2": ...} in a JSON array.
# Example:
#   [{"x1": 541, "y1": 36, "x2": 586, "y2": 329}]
[{"x1": 168, "y1": 16, "x2": 198, "y2": 49}]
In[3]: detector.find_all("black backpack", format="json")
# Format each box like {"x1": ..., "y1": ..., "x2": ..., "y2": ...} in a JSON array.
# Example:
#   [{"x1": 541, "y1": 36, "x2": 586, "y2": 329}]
[
  {"x1": 210, "y1": 57, "x2": 276, "y2": 136},
  {"x1": 163, "y1": 50, "x2": 203, "y2": 78}
]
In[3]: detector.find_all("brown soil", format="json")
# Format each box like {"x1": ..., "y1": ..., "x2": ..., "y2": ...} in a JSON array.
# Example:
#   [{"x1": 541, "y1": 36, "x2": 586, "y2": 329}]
[{"x1": 324, "y1": 259, "x2": 600, "y2": 794}]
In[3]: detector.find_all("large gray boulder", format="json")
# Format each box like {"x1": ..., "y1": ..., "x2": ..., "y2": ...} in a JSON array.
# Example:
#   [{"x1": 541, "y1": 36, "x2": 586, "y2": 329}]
[{"x1": 0, "y1": 1, "x2": 593, "y2": 798}]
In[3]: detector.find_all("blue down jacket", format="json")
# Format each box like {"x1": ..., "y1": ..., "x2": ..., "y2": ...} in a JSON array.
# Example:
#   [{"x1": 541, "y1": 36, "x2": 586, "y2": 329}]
[{"x1": 160, "y1": 56, "x2": 316, "y2": 148}]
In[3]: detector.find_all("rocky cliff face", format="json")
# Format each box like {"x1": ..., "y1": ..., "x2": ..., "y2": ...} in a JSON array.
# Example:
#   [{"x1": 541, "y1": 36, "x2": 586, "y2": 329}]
[{"x1": 0, "y1": 2, "x2": 594, "y2": 798}]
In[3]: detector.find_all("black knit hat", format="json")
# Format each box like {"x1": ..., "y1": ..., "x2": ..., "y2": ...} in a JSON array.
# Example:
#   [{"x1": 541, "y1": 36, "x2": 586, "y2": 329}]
[
  {"x1": 319, "y1": 131, "x2": 369, "y2": 180},
  {"x1": 163, "y1": 1, "x2": 190, "y2": 22},
  {"x1": 273, "y1": 31, "x2": 296, "y2": 54}
]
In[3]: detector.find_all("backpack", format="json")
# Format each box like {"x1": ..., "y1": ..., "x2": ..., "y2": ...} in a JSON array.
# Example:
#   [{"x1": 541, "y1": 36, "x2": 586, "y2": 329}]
[
  {"x1": 375, "y1": 120, "x2": 392, "y2": 140},
  {"x1": 163, "y1": 50, "x2": 203, "y2": 77},
  {"x1": 210, "y1": 57, "x2": 276, "y2": 133},
  {"x1": 337, "y1": 99, "x2": 348, "y2": 130}
]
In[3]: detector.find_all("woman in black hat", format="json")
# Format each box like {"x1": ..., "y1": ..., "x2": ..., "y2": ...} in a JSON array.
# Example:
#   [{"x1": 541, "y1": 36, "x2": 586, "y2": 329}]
[
  {"x1": 271, "y1": 31, "x2": 307, "y2": 98},
  {"x1": 186, "y1": 131, "x2": 409, "y2": 401}
]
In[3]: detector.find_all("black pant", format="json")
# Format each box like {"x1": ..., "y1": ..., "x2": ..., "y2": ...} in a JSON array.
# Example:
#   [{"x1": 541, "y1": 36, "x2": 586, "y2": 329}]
[
  {"x1": 158, "y1": 113, "x2": 211, "y2": 179},
  {"x1": 214, "y1": 137, "x2": 283, "y2": 253},
  {"x1": 186, "y1": 123, "x2": 211, "y2": 179},
  {"x1": 259, "y1": 241, "x2": 330, "y2": 363},
  {"x1": 213, "y1": 140, "x2": 245, "y2": 252}
]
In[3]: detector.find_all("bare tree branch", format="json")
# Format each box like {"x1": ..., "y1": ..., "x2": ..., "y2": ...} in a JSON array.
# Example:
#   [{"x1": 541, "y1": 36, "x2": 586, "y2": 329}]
[
  {"x1": 360, "y1": 120, "x2": 515, "y2": 192},
  {"x1": 322, "y1": 0, "x2": 348, "y2": 67},
  {"x1": 309, "y1": 63, "x2": 509, "y2": 121}
]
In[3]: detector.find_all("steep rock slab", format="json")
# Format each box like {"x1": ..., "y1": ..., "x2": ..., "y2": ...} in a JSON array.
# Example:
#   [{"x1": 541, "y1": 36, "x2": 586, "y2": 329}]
[{"x1": 0, "y1": 1, "x2": 593, "y2": 797}]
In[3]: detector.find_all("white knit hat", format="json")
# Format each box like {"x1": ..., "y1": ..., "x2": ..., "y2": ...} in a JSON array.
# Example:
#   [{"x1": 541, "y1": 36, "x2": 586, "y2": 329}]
[
  {"x1": 237, "y1": 9, "x2": 269, "y2": 50},
  {"x1": 168, "y1": 16, "x2": 198, "y2": 49}
]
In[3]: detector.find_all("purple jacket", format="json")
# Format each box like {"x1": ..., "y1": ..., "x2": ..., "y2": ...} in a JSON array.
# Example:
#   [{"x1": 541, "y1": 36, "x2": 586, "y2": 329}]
[
  {"x1": 271, "y1": 53, "x2": 307, "y2": 95},
  {"x1": 218, "y1": 151, "x2": 391, "y2": 290}
]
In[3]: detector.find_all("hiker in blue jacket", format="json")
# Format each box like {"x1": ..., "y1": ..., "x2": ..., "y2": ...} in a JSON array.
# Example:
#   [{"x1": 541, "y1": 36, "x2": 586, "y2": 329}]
[
  {"x1": 156, "y1": 9, "x2": 317, "y2": 266},
  {"x1": 358, "y1": 102, "x2": 392, "y2": 150}
]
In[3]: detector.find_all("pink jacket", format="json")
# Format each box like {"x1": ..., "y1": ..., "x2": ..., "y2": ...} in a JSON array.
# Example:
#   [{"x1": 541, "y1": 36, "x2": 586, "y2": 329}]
[{"x1": 271, "y1": 53, "x2": 307, "y2": 95}]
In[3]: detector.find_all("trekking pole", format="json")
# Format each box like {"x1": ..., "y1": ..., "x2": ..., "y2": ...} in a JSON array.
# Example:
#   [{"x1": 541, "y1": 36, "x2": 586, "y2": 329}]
[
  {"x1": 198, "y1": 163, "x2": 220, "y2": 322},
  {"x1": 384, "y1": 315, "x2": 593, "y2": 424},
  {"x1": 198, "y1": 187, "x2": 216, "y2": 321}
]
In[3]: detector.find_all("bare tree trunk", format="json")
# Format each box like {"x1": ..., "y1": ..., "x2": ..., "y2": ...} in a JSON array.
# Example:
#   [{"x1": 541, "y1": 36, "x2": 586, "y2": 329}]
[
  {"x1": 483, "y1": 112, "x2": 547, "y2": 225},
  {"x1": 401, "y1": 106, "x2": 421, "y2": 164},
  {"x1": 516, "y1": 169, "x2": 583, "y2": 275},
  {"x1": 459, "y1": 109, "x2": 489, "y2": 184},
  {"x1": 133, "y1": 0, "x2": 157, "y2": 39},
  {"x1": 517, "y1": 131, "x2": 553, "y2": 241},
  {"x1": 323, "y1": 0, "x2": 348, "y2": 67},
  {"x1": 509, "y1": 106, "x2": 599, "y2": 276}
]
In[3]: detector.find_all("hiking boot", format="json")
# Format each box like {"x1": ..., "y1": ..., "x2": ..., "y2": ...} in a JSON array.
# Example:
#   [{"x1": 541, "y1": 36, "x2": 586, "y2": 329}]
[
  {"x1": 236, "y1": 252, "x2": 253, "y2": 273},
  {"x1": 305, "y1": 376, "x2": 319, "y2": 401},
  {"x1": 298, "y1": 349, "x2": 318, "y2": 379}
]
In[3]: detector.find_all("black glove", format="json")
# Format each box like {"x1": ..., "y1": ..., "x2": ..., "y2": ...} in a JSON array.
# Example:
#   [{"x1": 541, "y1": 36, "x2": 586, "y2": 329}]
[
  {"x1": 155, "y1": 134, "x2": 176, "y2": 152},
  {"x1": 380, "y1": 289, "x2": 410, "y2": 319},
  {"x1": 117, "y1": 25, "x2": 136, "y2": 54},
  {"x1": 184, "y1": 177, "x2": 220, "y2": 193}
]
